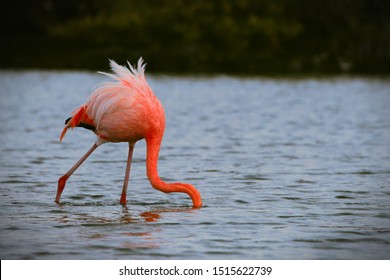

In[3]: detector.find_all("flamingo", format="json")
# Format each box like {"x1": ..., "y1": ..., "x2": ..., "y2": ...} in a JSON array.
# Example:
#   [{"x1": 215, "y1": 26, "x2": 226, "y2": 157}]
[{"x1": 56, "y1": 58, "x2": 202, "y2": 208}]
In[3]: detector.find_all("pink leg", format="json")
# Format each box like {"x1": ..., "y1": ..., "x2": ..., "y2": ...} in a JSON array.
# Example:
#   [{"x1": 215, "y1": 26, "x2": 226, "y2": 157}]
[
  {"x1": 120, "y1": 143, "x2": 134, "y2": 205},
  {"x1": 56, "y1": 143, "x2": 98, "y2": 203}
]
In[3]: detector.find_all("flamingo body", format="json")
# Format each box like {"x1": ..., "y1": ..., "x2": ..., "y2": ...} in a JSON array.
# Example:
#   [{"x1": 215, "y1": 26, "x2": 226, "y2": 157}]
[{"x1": 57, "y1": 58, "x2": 202, "y2": 208}]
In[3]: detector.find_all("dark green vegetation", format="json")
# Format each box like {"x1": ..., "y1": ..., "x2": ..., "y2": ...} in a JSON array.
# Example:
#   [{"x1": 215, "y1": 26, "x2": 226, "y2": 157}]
[{"x1": 1, "y1": 0, "x2": 389, "y2": 74}]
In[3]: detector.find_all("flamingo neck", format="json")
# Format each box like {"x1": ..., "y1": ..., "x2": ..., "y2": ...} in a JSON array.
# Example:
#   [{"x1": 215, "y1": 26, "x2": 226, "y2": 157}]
[{"x1": 145, "y1": 135, "x2": 202, "y2": 208}]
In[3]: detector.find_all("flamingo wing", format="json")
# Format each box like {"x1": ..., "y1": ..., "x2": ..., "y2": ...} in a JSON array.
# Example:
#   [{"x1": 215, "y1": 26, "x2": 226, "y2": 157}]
[{"x1": 60, "y1": 58, "x2": 154, "y2": 143}]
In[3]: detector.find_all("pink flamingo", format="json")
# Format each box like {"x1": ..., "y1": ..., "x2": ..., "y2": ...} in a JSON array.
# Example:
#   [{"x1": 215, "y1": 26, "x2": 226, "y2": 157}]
[{"x1": 56, "y1": 58, "x2": 202, "y2": 208}]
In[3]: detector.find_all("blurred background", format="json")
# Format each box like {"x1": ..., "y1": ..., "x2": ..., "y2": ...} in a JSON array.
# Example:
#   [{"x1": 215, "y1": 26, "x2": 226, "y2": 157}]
[{"x1": 1, "y1": 0, "x2": 389, "y2": 74}]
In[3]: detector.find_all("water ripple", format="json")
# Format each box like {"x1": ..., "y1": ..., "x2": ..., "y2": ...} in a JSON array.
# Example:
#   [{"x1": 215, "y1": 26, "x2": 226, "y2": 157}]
[{"x1": 1, "y1": 73, "x2": 390, "y2": 259}]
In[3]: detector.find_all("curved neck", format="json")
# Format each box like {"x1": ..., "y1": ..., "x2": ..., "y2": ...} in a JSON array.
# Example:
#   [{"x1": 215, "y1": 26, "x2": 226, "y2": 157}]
[
  {"x1": 145, "y1": 135, "x2": 202, "y2": 208},
  {"x1": 145, "y1": 135, "x2": 164, "y2": 186}
]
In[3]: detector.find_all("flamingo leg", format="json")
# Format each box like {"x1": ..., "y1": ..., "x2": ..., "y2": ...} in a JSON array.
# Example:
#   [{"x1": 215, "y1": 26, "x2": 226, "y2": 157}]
[
  {"x1": 56, "y1": 143, "x2": 98, "y2": 203},
  {"x1": 120, "y1": 143, "x2": 134, "y2": 205}
]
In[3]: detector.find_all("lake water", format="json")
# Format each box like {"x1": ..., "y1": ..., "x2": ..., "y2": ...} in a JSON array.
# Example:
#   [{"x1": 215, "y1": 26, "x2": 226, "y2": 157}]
[{"x1": 0, "y1": 71, "x2": 389, "y2": 259}]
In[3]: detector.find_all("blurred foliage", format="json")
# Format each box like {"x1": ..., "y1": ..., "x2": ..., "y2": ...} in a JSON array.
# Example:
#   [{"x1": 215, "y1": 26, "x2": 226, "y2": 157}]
[{"x1": 1, "y1": 0, "x2": 389, "y2": 74}]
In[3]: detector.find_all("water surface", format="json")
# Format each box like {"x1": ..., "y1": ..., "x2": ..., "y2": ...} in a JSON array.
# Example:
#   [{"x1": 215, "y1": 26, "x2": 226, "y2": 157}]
[{"x1": 0, "y1": 71, "x2": 389, "y2": 259}]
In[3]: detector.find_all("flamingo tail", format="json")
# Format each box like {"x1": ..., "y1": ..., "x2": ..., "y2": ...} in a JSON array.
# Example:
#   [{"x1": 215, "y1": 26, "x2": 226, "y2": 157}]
[{"x1": 60, "y1": 106, "x2": 95, "y2": 141}]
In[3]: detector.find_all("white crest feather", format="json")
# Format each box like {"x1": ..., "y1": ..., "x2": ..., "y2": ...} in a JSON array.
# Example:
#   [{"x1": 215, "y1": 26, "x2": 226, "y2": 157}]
[{"x1": 98, "y1": 57, "x2": 146, "y2": 82}]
